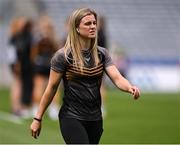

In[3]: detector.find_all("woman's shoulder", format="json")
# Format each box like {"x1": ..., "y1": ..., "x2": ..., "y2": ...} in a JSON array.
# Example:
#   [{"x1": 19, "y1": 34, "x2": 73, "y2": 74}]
[
  {"x1": 54, "y1": 47, "x2": 65, "y2": 55},
  {"x1": 52, "y1": 47, "x2": 65, "y2": 59},
  {"x1": 97, "y1": 46, "x2": 109, "y2": 54}
]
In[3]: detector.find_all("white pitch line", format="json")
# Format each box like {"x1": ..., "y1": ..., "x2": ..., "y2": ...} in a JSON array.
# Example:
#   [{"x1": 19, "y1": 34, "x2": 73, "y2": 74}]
[{"x1": 0, "y1": 111, "x2": 23, "y2": 124}]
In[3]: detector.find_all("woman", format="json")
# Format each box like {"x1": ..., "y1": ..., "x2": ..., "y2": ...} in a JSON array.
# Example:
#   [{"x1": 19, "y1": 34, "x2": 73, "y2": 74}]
[
  {"x1": 8, "y1": 17, "x2": 26, "y2": 116},
  {"x1": 30, "y1": 8, "x2": 140, "y2": 144},
  {"x1": 31, "y1": 15, "x2": 60, "y2": 120},
  {"x1": 9, "y1": 17, "x2": 34, "y2": 117}
]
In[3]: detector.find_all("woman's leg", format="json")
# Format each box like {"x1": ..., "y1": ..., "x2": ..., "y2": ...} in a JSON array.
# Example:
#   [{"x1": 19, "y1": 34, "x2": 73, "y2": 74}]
[
  {"x1": 10, "y1": 74, "x2": 22, "y2": 115},
  {"x1": 83, "y1": 120, "x2": 103, "y2": 144},
  {"x1": 59, "y1": 118, "x2": 89, "y2": 144}
]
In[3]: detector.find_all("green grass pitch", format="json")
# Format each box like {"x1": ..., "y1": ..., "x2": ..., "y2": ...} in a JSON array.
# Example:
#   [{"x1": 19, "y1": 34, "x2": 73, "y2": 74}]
[{"x1": 0, "y1": 87, "x2": 179, "y2": 144}]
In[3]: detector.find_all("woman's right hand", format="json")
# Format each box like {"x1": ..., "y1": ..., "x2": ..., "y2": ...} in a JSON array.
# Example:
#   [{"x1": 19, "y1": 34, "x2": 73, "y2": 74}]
[{"x1": 30, "y1": 120, "x2": 42, "y2": 139}]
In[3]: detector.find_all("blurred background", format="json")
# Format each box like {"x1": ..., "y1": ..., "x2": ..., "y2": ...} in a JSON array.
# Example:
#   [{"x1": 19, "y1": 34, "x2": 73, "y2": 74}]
[
  {"x1": 0, "y1": 0, "x2": 180, "y2": 92},
  {"x1": 0, "y1": 0, "x2": 179, "y2": 144}
]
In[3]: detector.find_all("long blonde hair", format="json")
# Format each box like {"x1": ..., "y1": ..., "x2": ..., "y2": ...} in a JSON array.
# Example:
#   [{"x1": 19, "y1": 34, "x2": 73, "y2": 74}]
[{"x1": 64, "y1": 8, "x2": 99, "y2": 71}]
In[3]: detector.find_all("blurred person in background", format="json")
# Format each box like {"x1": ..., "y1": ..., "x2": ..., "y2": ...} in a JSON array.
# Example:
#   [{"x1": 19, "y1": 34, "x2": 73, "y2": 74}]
[
  {"x1": 30, "y1": 8, "x2": 140, "y2": 144},
  {"x1": 97, "y1": 15, "x2": 108, "y2": 117},
  {"x1": 97, "y1": 15, "x2": 107, "y2": 48},
  {"x1": 31, "y1": 15, "x2": 60, "y2": 120},
  {"x1": 8, "y1": 17, "x2": 34, "y2": 118},
  {"x1": 7, "y1": 17, "x2": 25, "y2": 116}
]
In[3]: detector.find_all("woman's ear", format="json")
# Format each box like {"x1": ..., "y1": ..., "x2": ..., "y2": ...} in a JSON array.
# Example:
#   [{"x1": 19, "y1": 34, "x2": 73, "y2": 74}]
[{"x1": 76, "y1": 28, "x2": 80, "y2": 33}]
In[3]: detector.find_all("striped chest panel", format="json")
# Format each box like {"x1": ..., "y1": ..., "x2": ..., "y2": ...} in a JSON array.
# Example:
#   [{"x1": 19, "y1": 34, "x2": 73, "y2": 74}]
[{"x1": 65, "y1": 63, "x2": 104, "y2": 80}]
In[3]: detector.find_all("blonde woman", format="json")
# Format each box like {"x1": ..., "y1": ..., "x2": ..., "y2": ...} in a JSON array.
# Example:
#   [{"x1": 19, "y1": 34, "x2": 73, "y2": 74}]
[
  {"x1": 31, "y1": 15, "x2": 60, "y2": 120},
  {"x1": 30, "y1": 8, "x2": 140, "y2": 144}
]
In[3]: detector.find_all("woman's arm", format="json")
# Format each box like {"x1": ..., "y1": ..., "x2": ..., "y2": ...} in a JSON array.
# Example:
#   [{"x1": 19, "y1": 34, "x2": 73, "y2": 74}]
[
  {"x1": 105, "y1": 65, "x2": 140, "y2": 99},
  {"x1": 30, "y1": 69, "x2": 63, "y2": 139}
]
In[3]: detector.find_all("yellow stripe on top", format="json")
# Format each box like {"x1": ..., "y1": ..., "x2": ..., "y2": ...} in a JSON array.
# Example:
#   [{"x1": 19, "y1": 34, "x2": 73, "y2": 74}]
[{"x1": 66, "y1": 63, "x2": 104, "y2": 78}]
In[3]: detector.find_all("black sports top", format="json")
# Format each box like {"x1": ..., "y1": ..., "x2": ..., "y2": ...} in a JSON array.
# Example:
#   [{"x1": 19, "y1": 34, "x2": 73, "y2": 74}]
[{"x1": 51, "y1": 46, "x2": 113, "y2": 121}]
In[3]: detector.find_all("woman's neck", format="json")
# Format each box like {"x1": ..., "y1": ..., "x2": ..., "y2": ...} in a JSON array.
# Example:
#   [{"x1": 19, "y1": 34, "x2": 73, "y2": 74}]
[{"x1": 79, "y1": 37, "x2": 91, "y2": 50}]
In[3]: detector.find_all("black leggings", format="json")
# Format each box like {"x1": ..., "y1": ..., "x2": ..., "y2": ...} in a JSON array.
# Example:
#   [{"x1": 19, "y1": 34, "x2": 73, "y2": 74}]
[{"x1": 59, "y1": 118, "x2": 103, "y2": 144}]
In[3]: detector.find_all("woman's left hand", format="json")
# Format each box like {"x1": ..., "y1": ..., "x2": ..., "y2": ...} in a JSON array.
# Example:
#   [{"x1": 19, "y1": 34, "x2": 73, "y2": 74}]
[{"x1": 129, "y1": 86, "x2": 140, "y2": 100}]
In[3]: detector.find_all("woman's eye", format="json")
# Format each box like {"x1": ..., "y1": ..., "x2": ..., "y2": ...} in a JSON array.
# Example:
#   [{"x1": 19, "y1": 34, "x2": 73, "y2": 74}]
[
  {"x1": 85, "y1": 22, "x2": 91, "y2": 25},
  {"x1": 84, "y1": 21, "x2": 96, "y2": 26}
]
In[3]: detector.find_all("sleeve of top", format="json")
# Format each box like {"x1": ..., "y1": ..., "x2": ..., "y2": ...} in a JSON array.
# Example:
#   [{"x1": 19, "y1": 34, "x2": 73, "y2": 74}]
[
  {"x1": 51, "y1": 49, "x2": 66, "y2": 73},
  {"x1": 103, "y1": 48, "x2": 114, "y2": 68}
]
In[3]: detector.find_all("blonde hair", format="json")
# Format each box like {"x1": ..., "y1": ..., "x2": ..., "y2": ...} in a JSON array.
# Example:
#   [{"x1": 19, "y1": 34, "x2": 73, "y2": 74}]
[
  {"x1": 64, "y1": 8, "x2": 99, "y2": 72},
  {"x1": 37, "y1": 15, "x2": 58, "y2": 48},
  {"x1": 9, "y1": 16, "x2": 27, "y2": 37}
]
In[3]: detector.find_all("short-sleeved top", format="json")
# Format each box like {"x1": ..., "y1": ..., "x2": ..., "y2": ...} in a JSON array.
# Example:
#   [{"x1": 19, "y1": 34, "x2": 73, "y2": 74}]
[{"x1": 51, "y1": 46, "x2": 113, "y2": 121}]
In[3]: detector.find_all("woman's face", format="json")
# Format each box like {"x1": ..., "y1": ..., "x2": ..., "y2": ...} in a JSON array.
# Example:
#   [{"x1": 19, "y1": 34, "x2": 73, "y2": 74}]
[{"x1": 78, "y1": 14, "x2": 97, "y2": 39}]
